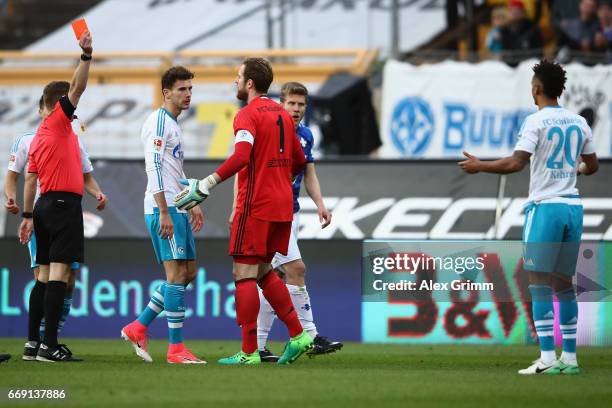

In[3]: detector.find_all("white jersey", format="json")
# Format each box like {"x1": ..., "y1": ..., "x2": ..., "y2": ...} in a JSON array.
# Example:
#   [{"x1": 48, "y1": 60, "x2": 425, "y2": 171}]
[
  {"x1": 141, "y1": 107, "x2": 186, "y2": 214},
  {"x1": 514, "y1": 106, "x2": 595, "y2": 204},
  {"x1": 7, "y1": 130, "x2": 94, "y2": 198}
]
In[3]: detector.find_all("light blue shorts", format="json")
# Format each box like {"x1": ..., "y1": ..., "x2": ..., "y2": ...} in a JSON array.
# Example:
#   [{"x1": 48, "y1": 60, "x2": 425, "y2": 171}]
[
  {"x1": 522, "y1": 197, "x2": 583, "y2": 276},
  {"x1": 145, "y1": 207, "x2": 196, "y2": 264},
  {"x1": 28, "y1": 231, "x2": 80, "y2": 270}
]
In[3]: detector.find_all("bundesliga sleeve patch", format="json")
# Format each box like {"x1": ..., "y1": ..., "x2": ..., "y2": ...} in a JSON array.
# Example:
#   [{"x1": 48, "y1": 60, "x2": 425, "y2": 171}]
[
  {"x1": 235, "y1": 129, "x2": 254, "y2": 145},
  {"x1": 9, "y1": 154, "x2": 16, "y2": 163},
  {"x1": 153, "y1": 138, "x2": 163, "y2": 151}
]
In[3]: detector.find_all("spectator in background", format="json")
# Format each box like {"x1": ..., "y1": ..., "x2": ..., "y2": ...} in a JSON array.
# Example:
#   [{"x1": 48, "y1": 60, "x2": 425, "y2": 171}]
[
  {"x1": 556, "y1": 0, "x2": 600, "y2": 60},
  {"x1": 594, "y1": 1, "x2": 612, "y2": 61},
  {"x1": 500, "y1": 0, "x2": 543, "y2": 64},
  {"x1": 486, "y1": 7, "x2": 508, "y2": 58},
  {"x1": 0, "y1": 0, "x2": 8, "y2": 17}
]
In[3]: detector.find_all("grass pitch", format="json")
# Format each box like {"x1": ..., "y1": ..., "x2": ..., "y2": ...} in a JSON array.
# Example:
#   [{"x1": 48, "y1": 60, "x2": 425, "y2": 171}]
[{"x1": 0, "y1": 338, "x2": 611, "y2": 408}]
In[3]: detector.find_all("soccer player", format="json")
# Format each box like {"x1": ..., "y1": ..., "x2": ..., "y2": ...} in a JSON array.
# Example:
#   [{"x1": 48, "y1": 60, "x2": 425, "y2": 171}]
[
  {"x1": 18, "y1": 31, "x2": 96, "y2": 362},
  {"x1": 120, "y1": 66, "x2": 205, "y2": 365},
  {"x1": 174, "y1": 58, "x2": 311, "y2": 365},
  {"x1": 253, "y1": 82, "x2": 342, "y2": 362},
  {"x1": 459, "y1": 60, "x2": 598, "y2": 375},
  {"x1": 4, "y1": 96, "x2": 106, "y2": 361}
]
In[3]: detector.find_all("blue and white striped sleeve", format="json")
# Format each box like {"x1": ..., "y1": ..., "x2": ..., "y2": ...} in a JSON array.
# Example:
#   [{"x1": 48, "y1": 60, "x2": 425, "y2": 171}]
[
  {"x1": 143, "y1": 111, "x2": 167, "y2": 193},
  {"x1": 7, "y1": 133, "x2": 30, "y2": 173}
]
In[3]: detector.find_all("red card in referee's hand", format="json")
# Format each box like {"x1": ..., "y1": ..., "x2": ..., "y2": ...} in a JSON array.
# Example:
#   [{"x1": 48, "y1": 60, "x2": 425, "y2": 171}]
[{"x1": 71, "y1": 18, "x2": 89, "y2": 40}]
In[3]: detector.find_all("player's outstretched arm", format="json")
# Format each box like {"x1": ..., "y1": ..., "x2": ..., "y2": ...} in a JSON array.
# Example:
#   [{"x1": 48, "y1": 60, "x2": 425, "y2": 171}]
[
  {"x1": 458, "y1": 150, "x2": 530, "y2": 174},
  {"x1": 174, "y1": 140, "x2": 252, "y2": 211},
  {"x1": 68, "y1": 31, "x2": 93, "y2": 108},
  {"x1": 304, "y1": 163, "x2": 331, "y2": 228},
  {"x1": 3, "y1": 170, "x2": 20, "y2": 214},
  {"x1": 578, "y1": 153, "x2": 598, "y2": 175},
  {"x1": 173, "y1": 175, "x2": 219, "y2": 211},
  {"x1": 83, "y1": 172, "x2": 107, "y2": 211}
]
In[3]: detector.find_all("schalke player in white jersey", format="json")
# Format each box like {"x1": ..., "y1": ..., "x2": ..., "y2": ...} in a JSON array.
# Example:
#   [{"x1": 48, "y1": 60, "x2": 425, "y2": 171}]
[
  {"x1": 3, "y1": 96, "x2": 107, "y2": 361},
  {"x1": 121, "y1": 66, "x2": 205, "y2": 364},
  {"x1": 247, "y1": 82, "x2": 343, "y2": 362},
  {"x1": 459, "y1": 60, "x2": 598, "y2": 375}
]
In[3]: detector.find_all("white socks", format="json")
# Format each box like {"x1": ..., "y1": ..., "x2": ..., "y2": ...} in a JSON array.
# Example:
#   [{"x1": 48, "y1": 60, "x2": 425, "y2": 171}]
[
  {"x1": 286, "y1": 284, "x2": 317, "y2": 339},
  {"x1": 256, "y1": 284, "x2": 319, "y2": 351},
  {"x1": 257, "y1": 291, "x2": 275, "y2": 351},
  {"x1": 540, "y1": 350, "x2": 556, "y2": 365}
]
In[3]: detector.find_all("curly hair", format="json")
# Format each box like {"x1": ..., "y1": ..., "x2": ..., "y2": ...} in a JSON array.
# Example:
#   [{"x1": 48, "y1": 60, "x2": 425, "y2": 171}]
[{"x1": 532, "y1": 59, "x2": 567, "y2": 99}]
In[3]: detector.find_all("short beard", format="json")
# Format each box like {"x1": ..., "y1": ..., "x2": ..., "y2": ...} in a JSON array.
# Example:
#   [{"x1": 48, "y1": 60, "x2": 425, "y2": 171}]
[{"x1": 236, "y1": 88, "x2": 248, "y2": 101}]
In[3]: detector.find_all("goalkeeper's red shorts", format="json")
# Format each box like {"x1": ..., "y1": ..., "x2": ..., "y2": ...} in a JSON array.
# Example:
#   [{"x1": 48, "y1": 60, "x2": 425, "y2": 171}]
[{"x1": 229, "y1": 212, "x2": 291, "y2": 265}]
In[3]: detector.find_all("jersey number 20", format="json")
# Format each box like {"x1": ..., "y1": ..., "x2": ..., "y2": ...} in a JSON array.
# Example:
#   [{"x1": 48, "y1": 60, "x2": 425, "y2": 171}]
[{"x1": 547, "y1": 125, "x2": 583, "y2": 169}]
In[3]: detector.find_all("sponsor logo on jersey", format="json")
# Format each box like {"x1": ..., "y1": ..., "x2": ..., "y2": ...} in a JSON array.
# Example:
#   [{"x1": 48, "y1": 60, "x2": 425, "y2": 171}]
[{"x1": 267, "y1": 158, "x2": 290, "y2": 168}]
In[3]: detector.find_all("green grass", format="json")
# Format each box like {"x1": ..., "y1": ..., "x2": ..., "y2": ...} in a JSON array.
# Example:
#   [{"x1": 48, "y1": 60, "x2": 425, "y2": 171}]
[{"x1": 0, "y1": 338, "x2": 611, "y2": 407}]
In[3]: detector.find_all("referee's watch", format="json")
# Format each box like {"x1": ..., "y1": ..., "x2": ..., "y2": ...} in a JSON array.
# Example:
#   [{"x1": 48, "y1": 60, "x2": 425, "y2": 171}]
[
  {"x1": 80, "y1": 53, "x2": 92, "y2": 61},
  {"x1": 21, "y1": 212, "x2": 33, "y2": 219}
]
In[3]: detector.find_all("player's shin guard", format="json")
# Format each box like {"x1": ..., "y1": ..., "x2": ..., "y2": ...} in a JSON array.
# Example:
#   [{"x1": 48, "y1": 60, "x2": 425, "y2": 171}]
[
  {"x1": 164, "y1": 283, "x2": 185, "y2": 346},
  {"x1": 236, "y1": 279, "x2": 260, "y2": 354},
  {"x1": 529, "y1": 285, "x2": 555, "y2": 363},
  {"x1": 28, "y1": 280, "x2": 46, "y2": 342},
  {"x1": 257, "y1": 290, "x2": 276, "y2": 350},
  {"x1": 42, "y1": 281, "x2": 67, "y2": 348},
  {"x1": 258, "y1": 272, "x2": 303, "y2": 338},
  {"x1": 138, "y1": 283, "x2": 166, "y2": 327},
  {"x1": 286, "y1": 284, "x2": 317, "y2": 338},
  {"x1": 557, "y1": 287, "x2": 578, "y2": 358}
]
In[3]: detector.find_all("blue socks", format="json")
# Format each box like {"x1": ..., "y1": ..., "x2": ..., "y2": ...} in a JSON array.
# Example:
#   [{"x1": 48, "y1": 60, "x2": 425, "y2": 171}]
[
  {"x1": 164, "y1": 283, "x2": 186, "y2": 345},
  {"x1": 137, "y1": 283, "x2": 166, "y2": 327},
  {"x1": 529, "y1": 285, "x2": 555, "y2": 360},
  {"x1": 557, "y1": 287, "x2": 578, "y2": 354}
]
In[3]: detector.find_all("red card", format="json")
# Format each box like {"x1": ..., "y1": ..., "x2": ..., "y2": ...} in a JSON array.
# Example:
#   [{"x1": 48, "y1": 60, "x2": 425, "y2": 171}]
[{"x1": 71, "y1": 18, "x2": 89, "y2": 40}]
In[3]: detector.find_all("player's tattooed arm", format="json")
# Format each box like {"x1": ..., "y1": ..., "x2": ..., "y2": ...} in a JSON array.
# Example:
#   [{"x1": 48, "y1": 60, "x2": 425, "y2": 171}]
[
  {"x1": 458, "y1": 150, "x2": 530, "y2": 174},
  {"x1": 304, "y1": 163, "x2": 331, "y2": 228}
]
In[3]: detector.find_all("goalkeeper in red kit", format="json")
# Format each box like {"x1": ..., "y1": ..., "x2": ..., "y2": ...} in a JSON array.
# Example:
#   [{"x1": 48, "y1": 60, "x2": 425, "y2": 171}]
[{"x1": 174, "y1": 58, "x2": 310, "y2": 365}]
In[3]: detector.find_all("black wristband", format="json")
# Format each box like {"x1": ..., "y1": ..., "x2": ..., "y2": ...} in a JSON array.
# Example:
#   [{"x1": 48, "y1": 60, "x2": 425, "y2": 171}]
[
  {"x1": 21, "y1": 212, "x2": 33, "y2": 219},
  {"x1": 80, "y1": 53, "x2": 92, "y2": 61}
]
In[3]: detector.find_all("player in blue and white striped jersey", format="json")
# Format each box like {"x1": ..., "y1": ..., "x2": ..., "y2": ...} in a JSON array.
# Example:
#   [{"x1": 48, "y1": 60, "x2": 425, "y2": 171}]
[
  {"x1": 3, "y1": 96, "x2": 107, "y2": 361},
  {"x1": 459, "y1": 60, "x2": 599, "y2": 375},
  {"x1": 121, "y1": 66, "x2": 206, "y2": 365}
]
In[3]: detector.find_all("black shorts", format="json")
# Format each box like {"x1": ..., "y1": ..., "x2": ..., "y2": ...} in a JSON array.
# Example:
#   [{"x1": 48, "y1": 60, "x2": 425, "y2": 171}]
[{"x1": 33, "y1": 191, "x2": 84, "y2": 265}]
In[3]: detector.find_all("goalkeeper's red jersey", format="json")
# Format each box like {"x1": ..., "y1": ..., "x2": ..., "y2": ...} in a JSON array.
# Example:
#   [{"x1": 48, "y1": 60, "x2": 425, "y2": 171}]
[{"x1": 233, "y1": 96, "x2": 306, "y2": 222}]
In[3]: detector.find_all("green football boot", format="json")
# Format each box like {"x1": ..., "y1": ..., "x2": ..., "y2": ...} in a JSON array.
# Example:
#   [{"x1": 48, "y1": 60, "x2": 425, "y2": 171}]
[
  {"x1": 558, "y1": 360, "x2": 581, "y2": 375},
  {"x1": 277, "y1": 331, "x2": 314, "y2": 365},
  {"x1": 218, "y1": 350, "x2": 261, "y2": 365}
]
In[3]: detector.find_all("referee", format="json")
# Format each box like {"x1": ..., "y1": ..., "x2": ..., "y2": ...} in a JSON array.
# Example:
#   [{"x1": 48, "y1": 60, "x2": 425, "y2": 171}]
[{"x1": 18, "y1": 31, "x2": 94, "y2": 362}]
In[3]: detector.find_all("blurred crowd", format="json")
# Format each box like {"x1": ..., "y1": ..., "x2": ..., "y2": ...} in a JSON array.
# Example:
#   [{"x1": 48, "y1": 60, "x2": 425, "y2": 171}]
[{"x1": 486, "y1": 0, "x2": 612, "y2": 64}]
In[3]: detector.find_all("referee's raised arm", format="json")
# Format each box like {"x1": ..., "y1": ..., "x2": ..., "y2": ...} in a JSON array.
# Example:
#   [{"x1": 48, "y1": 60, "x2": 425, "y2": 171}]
[
  {"x1": 16, "y1": 31, "x2": 95, "y2": 363},
  {"x1": 68, "y1": 31, "x2": 93, "y2": 108}
]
